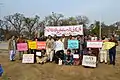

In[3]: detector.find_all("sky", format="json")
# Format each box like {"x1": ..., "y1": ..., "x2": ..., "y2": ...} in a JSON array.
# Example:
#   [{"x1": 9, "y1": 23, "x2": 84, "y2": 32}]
[{"x1": 0, "y1": 0, "x2": 120, "y2": 25}]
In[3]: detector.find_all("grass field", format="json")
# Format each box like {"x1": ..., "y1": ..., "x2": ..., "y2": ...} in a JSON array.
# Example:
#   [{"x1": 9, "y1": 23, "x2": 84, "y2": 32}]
[{"x1": 0, "y1": 50, "x2": 120, "y2": 80}]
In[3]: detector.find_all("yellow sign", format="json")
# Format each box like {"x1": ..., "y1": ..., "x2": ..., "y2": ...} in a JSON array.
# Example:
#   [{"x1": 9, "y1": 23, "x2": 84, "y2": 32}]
[
  {"x1": 103, "y1": 42, "x2": 115, "y2": 50},
  {"x1": 28, "y1": 41, "x2": 37, "y2": 49}
]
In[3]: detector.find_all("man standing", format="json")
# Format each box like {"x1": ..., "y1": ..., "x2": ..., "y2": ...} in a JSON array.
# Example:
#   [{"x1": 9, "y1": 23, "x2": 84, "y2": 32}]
[
  {"x1": 46, "y1": 35, "x2": 55, "y2": 62},
  {"x1": 8, "y1": 36, "x2": 17, "y2": 61},
  {"x1": 109, "y1": 35, "x2": 118, "y2": 65},
  {"x1": 17, "y1": 35, "x2": 25, "y2": 60},
  {"x1": 61, "y1": 34, "x2": 68, "y2": 52},
  {"x1": 100, "y1": 35, "x2": 108, "y2": 64}
]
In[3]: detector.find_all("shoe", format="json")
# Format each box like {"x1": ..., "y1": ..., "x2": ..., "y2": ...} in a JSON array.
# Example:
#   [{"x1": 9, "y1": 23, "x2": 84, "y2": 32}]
[
  {"x1": 113, "y1": 62, "x2": 115, "y2": 66},
  {"x1": 105, "y1": 62, "x2": 107, "y2": 64}
]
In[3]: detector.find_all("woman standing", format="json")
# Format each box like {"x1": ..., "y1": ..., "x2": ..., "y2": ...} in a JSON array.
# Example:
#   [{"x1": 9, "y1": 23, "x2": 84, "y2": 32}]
[{"x1": 109, "y1": 35, "x2": 118, "y2": 65}]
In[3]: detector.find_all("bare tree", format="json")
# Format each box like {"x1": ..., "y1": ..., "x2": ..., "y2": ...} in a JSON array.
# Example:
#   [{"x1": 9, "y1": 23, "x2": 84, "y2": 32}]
[
  {"x1": 23, "y1": 15, "x2": 39, "y2": 39},
  {"x1": 76, "y1": 16, "x2": 89, "y2": 26},
  {"x1": 44, "y1": 12, "x2": 64, "y2": 26},
  {"x1": 4, "y1": 13, "x2": 25, "y2": 36}
]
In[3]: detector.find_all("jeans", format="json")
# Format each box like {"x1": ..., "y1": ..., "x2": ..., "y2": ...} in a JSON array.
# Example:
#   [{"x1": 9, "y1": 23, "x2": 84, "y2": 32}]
[
  {"x1": 109, "y1": 47, "x2": 116, "y2": 64},
  {"x1": 9, "y1": 50, "x2": 16, "y2": 61}
]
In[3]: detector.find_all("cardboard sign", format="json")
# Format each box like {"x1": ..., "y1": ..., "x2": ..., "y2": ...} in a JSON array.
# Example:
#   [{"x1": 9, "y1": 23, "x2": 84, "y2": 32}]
[
  {"x1": 37, "y1": 41, "x2": 46, "y2": 50},
  {"x1": 17, "y1": 43, "x2": 28, "y2": 51},
  {"x1": 82, "y1": 55, "x2": 97, "y2": 67},
  {"x1": 73, "y1": 54, "x2": 79, "y2": 58},
  {"x1": 36, "y1": 52, "x2": 41, "y2": 56},
  {"x1": 103, "y1": 42, "x2": 115, "y2": 50},
  {"x1": 28, "y1": 41, "x2": 37, "y2": 49},
  {"x1": 22, "y1": 54, "x2": 34, "y2": 63},
  {"x1": 45, "y1": 25, "x2": 83, "y2": 36},
  {"x1": 87, "y1": 41, "x2": 103, "y2": 48},
  {"x1": 68, "y1": 40, "x2": 79, "y2": 49}
]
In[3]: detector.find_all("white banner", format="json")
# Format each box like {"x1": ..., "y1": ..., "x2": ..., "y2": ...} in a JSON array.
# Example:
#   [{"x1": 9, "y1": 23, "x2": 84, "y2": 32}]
[
  {"x1": 44, "y1": 25, "x2": 83, "y2": 36},
  {"x1": 82, "y1": 55, "x2": 97, "y2": 67},
  {"x1": 87, "y1": 41, "x2": 103, "y2": 48},
  {"x1": 22, "y1": 54, "x2": 34, "y2": 63}
]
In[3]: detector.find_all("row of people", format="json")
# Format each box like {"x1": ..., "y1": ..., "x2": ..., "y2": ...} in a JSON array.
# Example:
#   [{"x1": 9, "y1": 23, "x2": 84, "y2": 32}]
[{"x1": 8, "y1": 34, "x2": 118, "y2": 66}]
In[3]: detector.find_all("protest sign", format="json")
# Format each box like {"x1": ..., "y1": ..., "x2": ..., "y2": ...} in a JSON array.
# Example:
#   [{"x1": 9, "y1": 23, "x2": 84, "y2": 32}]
[
  {"x1": 36, "y1": 52, "x2": 41, "y2": 56},
  {"x1": 28, "y1": 41, "x2": 37, "y2": 49},
  {"x1": 37, "y1": 41, "x2": 46, "y2": 50},
  {"x1": 103, "y1": 42, "x2": 115, "y2": 50},
  {"x1": 73, "y1": 54, "x2": 79, "y2": 58},
  {"x1": 22, "y1": 54, "x2": 34, "y2": 63},
  {"x1": 87, "y1": 41, "x2": 103, "y2": 48},
  {"x1": 82, "y1": 55, "x2": 97, "y2": 67},
  {"x1": 68, "y1": 40, "x2": 79, "y2": 49},
  {"x1": 17, "y1": 43, "x2": 28, "y2": 51},
  {"x1": 45, "y1": 25, "x2": 83, "y2": 36}
]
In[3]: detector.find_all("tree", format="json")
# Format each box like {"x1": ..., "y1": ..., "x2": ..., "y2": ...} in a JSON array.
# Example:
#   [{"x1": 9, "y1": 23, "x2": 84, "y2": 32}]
[
  {"x1": 76, "y1": 15, "x2": 89, "y2": 26},
  {"x1": 91, "y1": 21, "x2": 100, "y2": 36},
  {"x1": 23, "y1": 15, "x2": 40, "y2": 39},
  {"x1": 44, "y1": 12, "x2": 64, "y2": 26},
  {"x1": 4, "y1": 13, "x2": 25, "y2": 36}
]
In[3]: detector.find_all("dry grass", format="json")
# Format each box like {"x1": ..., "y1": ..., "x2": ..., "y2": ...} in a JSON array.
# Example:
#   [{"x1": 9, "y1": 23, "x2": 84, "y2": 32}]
[{"x1": 0, "y1": 51, "x2": 120, "y2": 80}]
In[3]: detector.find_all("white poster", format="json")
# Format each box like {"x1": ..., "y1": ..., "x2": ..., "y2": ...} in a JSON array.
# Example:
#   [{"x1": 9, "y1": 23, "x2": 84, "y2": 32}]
[
  {"x1": 87, "y1": 41, "x2": 103, "y2": 48},
  {"x1": 82, "y1": 55, "x2": 97, "y2": 67},
  {"x1": 44, "y1": 25, "x2": 83, "y2": 36},
  {"x1": 73, "y1": 54, "x2": 79, "y2": 58},
  {"x1": 36, "y1": 52, "x2": 41, "y2": 56},
  {"x1": 22, "y1": 54, "x2": 34, "y2": 63}
]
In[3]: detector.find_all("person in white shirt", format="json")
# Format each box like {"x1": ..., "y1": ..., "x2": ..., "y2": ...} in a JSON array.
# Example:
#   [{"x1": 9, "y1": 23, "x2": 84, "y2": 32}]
[
  {"x1": 100, "y1": 36, "x2": 109, "y2": 64},
  {"x1": 54, "y1": 38, "x2": 64, "y2": 64}
]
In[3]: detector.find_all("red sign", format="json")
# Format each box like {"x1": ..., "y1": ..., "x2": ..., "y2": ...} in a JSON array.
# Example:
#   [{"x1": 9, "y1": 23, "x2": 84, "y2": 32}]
[{"x1": 37, "y1": 41, "x2": 46, "y2": 50}]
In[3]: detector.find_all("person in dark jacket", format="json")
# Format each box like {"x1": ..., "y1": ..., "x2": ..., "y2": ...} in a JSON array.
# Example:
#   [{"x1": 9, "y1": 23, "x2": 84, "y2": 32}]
[
  {"x1": 109, "y1": 35, "x2": 118, "y2": 65},
  {"x1": 64, "y1": 49, "x2": 73, "y2": 65}
]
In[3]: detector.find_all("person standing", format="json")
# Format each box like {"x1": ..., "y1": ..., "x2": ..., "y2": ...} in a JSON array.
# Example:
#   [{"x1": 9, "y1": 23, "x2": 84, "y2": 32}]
[
  {"x1": 8, "y1": 36, "x2": 17, "y2": 61},
  {"x1": 100, "y1": 36, "x2": 109, "y2": 64},
  {"x1": 54, "y1": 38, "x2": 64, "y2": 64},
  {"x1": 61, "y1": 34, "x2": 68, "y2": 52},
  {"x1": 46, "y1": 35, "x2": 55, "y2": 62},
  {"x1": 17, "y1": 35, "x2": 25, "y2": 60},
  {"x1": 109, "y1": 35, "x2": 118, "y2": 65}
]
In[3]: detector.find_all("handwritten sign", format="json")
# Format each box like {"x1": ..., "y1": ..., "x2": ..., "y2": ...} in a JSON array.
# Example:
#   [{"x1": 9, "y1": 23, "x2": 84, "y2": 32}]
[
  {"x1": 17, "y1": 43, "x2": 28, "y2": 51},
  {"x1": 82, "y1": 55, "x2": 97, "y2": 67},
  {"x1": 36, "y1": 52, "x2": 41, "y2": 56},
  {"x1": 28, "y1": 41, "x2": 37, "y2": 49},
  {"x1": 68, "y1": 40, "x2": 79, "y2": 49},
  {"x1": 22, "y1": 54, "x2": 34, "y2": 63},
  {"x1": 103, "y1": 42, "x2": 115, "y2": 50},
  {"x1": 73, "y1": 54, "x2": 79, "y2": 58},
  {"x1": 45, "y1": 25, "x2": 83, "y2": 36},
  {"x1": 87, "y1": 41, "x2": 103, "y2": 48},
  {"x1": 37, "y1": 41, "x2": 46, "y2": 50}
]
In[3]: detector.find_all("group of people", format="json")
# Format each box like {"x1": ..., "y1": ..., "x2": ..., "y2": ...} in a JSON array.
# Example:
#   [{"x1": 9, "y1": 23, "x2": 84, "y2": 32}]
[{"x1": 8, "y1": 34, "x2": 118, "y2": 66}]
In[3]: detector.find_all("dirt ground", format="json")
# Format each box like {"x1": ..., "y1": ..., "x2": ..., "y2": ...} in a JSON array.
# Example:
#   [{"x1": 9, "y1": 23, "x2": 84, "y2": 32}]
[{"x1": 0, "y1": 50, "x2": 120, "y2": 80}]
